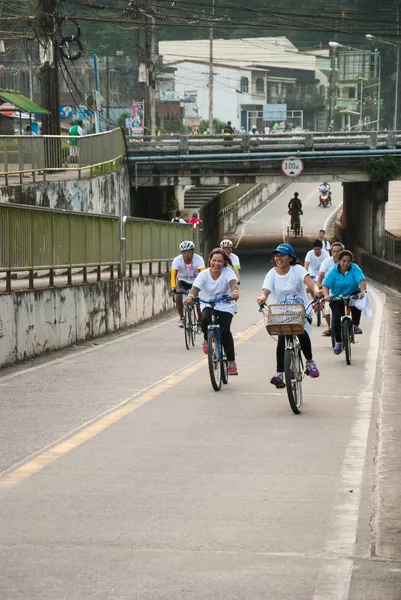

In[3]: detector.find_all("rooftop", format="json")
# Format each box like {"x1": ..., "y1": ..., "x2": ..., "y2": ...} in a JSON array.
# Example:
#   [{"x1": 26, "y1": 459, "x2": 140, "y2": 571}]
[{"x1": 159, "y1": 37, "x2": 317, "y2": 71}]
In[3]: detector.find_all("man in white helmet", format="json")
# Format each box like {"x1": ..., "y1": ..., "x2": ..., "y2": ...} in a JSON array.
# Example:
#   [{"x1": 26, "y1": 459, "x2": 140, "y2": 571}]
[
  {"x1": 220, "y1": 239, "x2": 240, "y2": 283},
  {"x1": 171, "y1": 241, "x2": 205, "y2": 327}
]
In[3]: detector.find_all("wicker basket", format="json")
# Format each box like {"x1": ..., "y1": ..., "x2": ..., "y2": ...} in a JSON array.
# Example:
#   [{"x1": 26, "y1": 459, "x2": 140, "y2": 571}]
[{"x1": 265, "y1": 303, "x2": 306, "y2": 335}]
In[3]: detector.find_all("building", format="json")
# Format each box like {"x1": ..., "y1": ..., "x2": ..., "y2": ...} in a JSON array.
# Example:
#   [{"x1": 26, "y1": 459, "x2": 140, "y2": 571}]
[{"x1": 159, "y1": 37, "x2": 328, "y2": 131}]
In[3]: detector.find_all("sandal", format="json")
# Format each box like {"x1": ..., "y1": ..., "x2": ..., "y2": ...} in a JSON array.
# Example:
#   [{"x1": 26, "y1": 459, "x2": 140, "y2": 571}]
[{"x1": 322, "y1": 329, "x2": 332, "y2": 337}]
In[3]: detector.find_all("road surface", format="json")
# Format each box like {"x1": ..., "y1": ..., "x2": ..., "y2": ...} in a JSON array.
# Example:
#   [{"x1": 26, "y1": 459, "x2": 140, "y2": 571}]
[{"x1": 1, "y1": 182, "x2": 400, "y2": 599}]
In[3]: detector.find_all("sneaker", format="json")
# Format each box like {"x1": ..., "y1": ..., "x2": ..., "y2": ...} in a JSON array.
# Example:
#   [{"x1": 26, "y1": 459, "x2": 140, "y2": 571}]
[
  {"x1": 306, "y1": 359, "x2": 320, "y2": 378},
  {"x1": 322, "y1": 329, "x2": 332, "y2": 337},
  {"x1": 333, "y1": 342, "x2": 343, "y2": 355},
  {"x1": 178, "y1": 317, "x2": 185, "y2": 328},
  {"x1": 270, "y1": 373, "x2": 286, "y2": 389},
  {"x1": 202, "y1": 340, "x2": 208, "y2": 355},
  {"x1": 354, "y1": 326, "x2": 363, "y2": 334},
  {"x1": 228, "y1": 361, "x2": 238, "y2": 375}
]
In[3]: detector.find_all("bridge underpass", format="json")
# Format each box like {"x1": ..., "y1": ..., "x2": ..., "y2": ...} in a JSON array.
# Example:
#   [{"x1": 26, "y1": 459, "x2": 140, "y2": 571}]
[{"x1": 1, "y1": 183, "x2": 400, "y2": 600}]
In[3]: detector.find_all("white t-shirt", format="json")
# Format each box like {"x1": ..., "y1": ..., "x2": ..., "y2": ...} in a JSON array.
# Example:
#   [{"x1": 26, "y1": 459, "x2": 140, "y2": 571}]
[
  {"x1": 193, "y1": 267, "x2": 237, "y2": 315},
  {"x1": 230, "y1": 252, "x2": 241, "y2": 269},
  {"x1": 305, "y1": 249, "x2": 329, "y2": 279},
  {"x1": 321, "y1": 239, "x2": 331, "y2": 251},
  {"x1": 319, "y1": 256, "x2": 335, "y2": 275},
  {"x1": 171, "y1": 253, "x2": 205, "y2": 284},
  {"x1": 171, "y1": 217, "x2": 186, "y2": 224},
  {"x1": 262, "y1": 264, "x2": 312, "y2": 333}
]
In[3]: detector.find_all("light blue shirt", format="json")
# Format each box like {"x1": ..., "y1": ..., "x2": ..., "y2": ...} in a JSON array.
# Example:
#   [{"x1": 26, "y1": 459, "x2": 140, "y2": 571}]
[{"x1": 322, "y1": 263, "x2": 365, "y2": 297}]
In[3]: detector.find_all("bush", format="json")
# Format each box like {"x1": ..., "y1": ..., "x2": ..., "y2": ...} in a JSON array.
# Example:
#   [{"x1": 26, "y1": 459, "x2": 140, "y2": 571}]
[{"x1": 366, "y1": 157, "x2": 401, "y2": 181}]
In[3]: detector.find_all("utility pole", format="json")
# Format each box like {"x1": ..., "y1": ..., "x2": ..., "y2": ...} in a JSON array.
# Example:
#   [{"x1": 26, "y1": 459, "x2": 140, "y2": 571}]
[
  {"x1": 133, "y1": 1, "x2": 157, "y2": 136},
  {"x1": 328, "y1": 44, "x2": 337, "y2": 129},
  {"x1": 395, "y1": 5, "x2": 400, "y2": 130},
  {"x1": 208, "y1": 0, "x2": 215, "y2": 133},
  {"x1": 149, "y1": 16, "x2": 157, "y2": 136},
  {"x1": 105, "y1": 55, "x2": 110, "y2": 130},
  {"x1": 38, "y1": 0, "x2": 60, "y2": 136}
]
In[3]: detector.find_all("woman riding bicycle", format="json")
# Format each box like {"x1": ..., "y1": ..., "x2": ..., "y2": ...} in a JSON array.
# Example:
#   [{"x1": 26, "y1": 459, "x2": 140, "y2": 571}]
[
  {"x1": 256, "y1": 243, "x2": 320, "y2": 388},
  {"x1": 184, "y1": 248, "x2": 239, "y2": 375},
  {"x1": 322, "y1": 250, "x2": 367, "y2": 355}
]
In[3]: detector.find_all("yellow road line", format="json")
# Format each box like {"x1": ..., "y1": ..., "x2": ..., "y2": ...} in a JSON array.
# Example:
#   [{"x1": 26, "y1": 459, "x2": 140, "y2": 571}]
[{"x1": 0, "y1": 320, "x2": 264, "y2": 490}]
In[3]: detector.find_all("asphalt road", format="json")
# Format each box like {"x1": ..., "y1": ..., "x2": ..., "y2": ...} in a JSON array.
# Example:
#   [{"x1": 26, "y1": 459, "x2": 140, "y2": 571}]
[{"x1": 1, "y1": 182, "x2": 400, "y2": 599}]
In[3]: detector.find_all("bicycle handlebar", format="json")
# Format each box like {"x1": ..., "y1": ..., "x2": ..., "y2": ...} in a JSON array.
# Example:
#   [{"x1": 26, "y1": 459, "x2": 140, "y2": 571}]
[{"x1": 196, "y1": 295, "x2": 232, "y2": 305}]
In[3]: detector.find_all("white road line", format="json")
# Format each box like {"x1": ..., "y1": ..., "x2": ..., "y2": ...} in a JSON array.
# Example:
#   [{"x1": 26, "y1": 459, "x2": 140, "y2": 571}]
[
  {"x1": 0, "y1": 314, "x2": 177, "y2": 385},
  {"x1": 324, "y1": 203, "x2": 341, "y2": 232},
  {"x1": 312, "y1": 285, "x2": 384, "y2": 600}
]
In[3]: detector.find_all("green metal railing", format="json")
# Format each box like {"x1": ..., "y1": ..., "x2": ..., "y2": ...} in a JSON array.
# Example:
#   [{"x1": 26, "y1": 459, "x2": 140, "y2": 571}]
[
  {"x1": 0, "y1": 204, "x2": 199, "y2": 292},
  {"x1": 0, "y1": 128, "x2": 126, "y2": 184}
]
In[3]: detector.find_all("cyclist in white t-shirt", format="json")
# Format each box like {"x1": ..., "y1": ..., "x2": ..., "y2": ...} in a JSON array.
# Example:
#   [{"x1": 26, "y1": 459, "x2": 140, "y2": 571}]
[
  {"x1": 316, "y1": 241, "x2": 344, "y2": 337},
  {"x1": 304, "y1": 239, "x2": 329, "y2": 280},
  {"x1": 220, "y1": 239, "x2": 241, "y2": 283},
  {"x1": 318, "y1": 229, "x2": 331, "y2": 252},
  {"x1": 257, "y1": 243, "x2": 320, "y2": 388},
  {"x1": 185, "y1": 248, "x2": 239, "y2": 375},
  {"x1": 171, "y1": 241, "x2": 205, "y2": 327}
]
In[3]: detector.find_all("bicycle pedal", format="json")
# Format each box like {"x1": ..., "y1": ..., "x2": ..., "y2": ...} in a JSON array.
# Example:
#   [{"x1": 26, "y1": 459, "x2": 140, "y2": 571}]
[{"x1": 304, "y1": 367, "x2": 310, "y2": 376}]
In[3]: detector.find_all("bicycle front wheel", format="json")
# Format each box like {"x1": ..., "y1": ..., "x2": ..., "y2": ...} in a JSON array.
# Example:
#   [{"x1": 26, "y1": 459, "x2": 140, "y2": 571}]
[
  {"x1": 284, "y1": 345, "x2": 303, "y2": 414},
  {"x1": 184, "y1": 307, "x2": 191, "y2": 350},
  {"x1": 208, "y1": 330, "x2": 222, "y2": 391},
  {"x1": 342, "y1": 319, "x2": 352, "y2": 365},
  {"x1": 190, "y1": 306, "x2": 196, "y2": 346}
]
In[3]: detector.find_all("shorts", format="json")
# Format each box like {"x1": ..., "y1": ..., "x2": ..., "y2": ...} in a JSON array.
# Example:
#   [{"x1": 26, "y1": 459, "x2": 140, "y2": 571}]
[{"x1": 177, "y1": 280, "x2": 192, "y2": 290}]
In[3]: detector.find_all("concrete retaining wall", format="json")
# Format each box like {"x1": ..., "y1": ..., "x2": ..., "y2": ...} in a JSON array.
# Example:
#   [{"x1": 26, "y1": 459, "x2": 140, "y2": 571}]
[
  {"x1": 0, "y1": 166, "x2": 130, "y2": 216},
  {"x1": 0, "y1": 275, "x2": 171, "y2": 369},
  {"x1": 219, "y1": 183, "x2": 284, "y2": 238},
  {"x1": 200, "y1": 182, "x2": 285, "y2": 256},
  {"x1": 338, "y1": 221, "x2": 401, "y2": 293}
]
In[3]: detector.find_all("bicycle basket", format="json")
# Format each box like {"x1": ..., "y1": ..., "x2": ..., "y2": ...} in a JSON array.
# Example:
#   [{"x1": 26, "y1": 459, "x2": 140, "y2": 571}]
[{"x1": 265, "y1": 304, "x2": 305, "y2": 335}]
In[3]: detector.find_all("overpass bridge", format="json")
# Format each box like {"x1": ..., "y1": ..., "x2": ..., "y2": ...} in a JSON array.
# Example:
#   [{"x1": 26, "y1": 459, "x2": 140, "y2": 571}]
[{"x1": 127, "y1": 131, "x2": 401, "y2": 187}]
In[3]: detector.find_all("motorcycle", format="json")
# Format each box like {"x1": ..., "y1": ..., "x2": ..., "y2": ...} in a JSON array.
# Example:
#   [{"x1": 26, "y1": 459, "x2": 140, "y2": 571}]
[{"x1": 319, "y1": 193, "x2": 330, "y2": 208}]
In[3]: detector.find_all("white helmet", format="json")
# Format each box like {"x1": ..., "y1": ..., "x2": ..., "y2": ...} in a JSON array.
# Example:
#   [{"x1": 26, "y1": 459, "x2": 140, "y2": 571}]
[
  {"x1": 220, "y1": 239, "x2": 233, "y2": 249},
  {"x1": 179, "y1": 240, "x2": 195, "y2": 251}
]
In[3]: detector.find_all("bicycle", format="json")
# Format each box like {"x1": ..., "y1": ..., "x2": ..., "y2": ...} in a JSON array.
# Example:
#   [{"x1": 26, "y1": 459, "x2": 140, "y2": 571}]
[
  {"x1": 259, "y1": 299, "x2": 316, "y2": 414},
  {"x1": 195, "y1": 295, "x2": 231, "y2": 391},
  {"x1": 326, "y1": 295, "x2": 358, "y2": 365},
  {"x1": 175, "y1": 290, "x2": 198, "y2": 350}
]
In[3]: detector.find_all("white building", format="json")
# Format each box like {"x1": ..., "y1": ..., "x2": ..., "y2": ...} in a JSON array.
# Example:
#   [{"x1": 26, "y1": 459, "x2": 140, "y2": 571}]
[{"x1": 159, "y1": 37, "x2": 328, "y2": 131}]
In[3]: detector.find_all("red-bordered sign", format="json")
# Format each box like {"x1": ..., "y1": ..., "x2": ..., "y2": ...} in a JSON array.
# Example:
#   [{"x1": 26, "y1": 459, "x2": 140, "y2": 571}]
[{"x1": 280, "y1": 156, "x2": 304, "y2": 178}]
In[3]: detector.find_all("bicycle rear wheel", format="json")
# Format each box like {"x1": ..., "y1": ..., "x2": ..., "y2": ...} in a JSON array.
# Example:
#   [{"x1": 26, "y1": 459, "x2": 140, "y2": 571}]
[
  {"x1": 184, "y1": 307, "x2": 191, "y2": 350},
  {"x1": 342, "y1": 319, "x2": 352, "y2": 365},
  {"x1": 284, "y1": 345, "x2": 303, "y2": 414},
  {"x1": 208, "y1": 330, "x2": 222, "y2": 391}
]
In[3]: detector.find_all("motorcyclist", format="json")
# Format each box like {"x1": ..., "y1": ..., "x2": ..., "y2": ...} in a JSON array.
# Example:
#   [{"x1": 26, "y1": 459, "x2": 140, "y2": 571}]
[
  {"x1": 288, "y1": 192, "x2": 303, "y2": 234},
  {"x1": 319, "y1": 182, "x2": 332, "y2": 206}
]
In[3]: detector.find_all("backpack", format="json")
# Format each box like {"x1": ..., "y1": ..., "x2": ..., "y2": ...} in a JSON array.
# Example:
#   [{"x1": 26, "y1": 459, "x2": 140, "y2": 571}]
[{"x1": 173, "y1": 218, "x2": 180, "y2": 223}]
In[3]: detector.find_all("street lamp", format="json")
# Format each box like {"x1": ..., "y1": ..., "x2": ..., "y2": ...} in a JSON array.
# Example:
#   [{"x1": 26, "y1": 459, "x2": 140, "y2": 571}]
[
  {"x1": 366, "y1": 33, "x2": 399, "y2": 130},
  {"x1": 328, "y1": 41, "x2": 382, "y2": 131}
]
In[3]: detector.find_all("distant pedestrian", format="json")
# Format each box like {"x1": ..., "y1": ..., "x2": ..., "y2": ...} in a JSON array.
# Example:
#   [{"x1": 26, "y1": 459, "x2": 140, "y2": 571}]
[
  {"x1": 68, "y1": 119, "x2": 84, "y2": 162},
  {"x1": 273, "y1": 122, "x2": 280, "y2": 131},
  {"x1": 171, "y1": 210, "x2": 187, "y2": 224},
  {"x1": 188, "y1": 212, "x2": 202, "y2": 228},
  {"x1": 223, "y1": 121, "x2": 234, "y2": 135}
]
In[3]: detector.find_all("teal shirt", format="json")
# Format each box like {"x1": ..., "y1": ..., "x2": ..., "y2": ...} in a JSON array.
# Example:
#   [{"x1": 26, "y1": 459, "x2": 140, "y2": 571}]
[{"x1": 322, "y1": 263, "x2": 365, "y2": 296}]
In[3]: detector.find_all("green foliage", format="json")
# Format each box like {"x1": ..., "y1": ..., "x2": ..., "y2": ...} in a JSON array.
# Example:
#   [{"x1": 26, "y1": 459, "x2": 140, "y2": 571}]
[
  {"x1": 200, "y1": 118, "x2": 227, "y2": 134},
  {"x1": 365, "y1": 157, "x2": 401, "y2": 182},
  {"x1": 117, "y1": 112, "x2": 131, "y2": 130}
]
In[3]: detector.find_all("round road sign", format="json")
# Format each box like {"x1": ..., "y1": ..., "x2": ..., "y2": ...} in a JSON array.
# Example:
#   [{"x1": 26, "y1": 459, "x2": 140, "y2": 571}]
[{"x1": 280, "y1": 156, "x2": 304, "y2": 178}]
